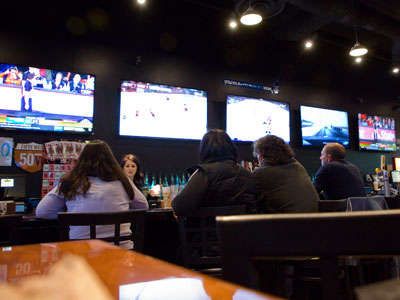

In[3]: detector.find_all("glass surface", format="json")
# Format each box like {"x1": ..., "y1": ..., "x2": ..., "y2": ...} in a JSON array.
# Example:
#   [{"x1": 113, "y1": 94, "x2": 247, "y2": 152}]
[
  {"x1": 300, "y1": 105, "x2": 349, "y2": 147},
  {"x1": 119, "y1": 81, "x2": 207, "y2": 140},
  {"x1": 358, "y1": 113, "x2": 396, "y2": 151},
  {"x1": 226, "y1": 95, "x2": 290, "y2": 143},
  {"x1": 0, "y1": 63, "x2": 94, "y2": 133}
]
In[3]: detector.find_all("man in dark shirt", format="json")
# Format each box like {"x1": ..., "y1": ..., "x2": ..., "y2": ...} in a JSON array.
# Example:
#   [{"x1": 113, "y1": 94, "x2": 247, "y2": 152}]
[{"x1": 313, "y1": 143, "x2": 366, "y2": 200}]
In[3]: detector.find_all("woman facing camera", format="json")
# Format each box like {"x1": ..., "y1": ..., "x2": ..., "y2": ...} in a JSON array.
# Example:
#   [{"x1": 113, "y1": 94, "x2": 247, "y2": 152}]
[
  {"x1": 36, "y1": 140, "x2": 148, "y2": 249},
  {"x1": 120, "y1": 154, "x2": 144, "y2": 190},
  {"x1": 172, "y1": 129, "x2": 256, "y2": 216},
  {"x1": 253, "y1": 135, "x2": 319, "y2": 213}
]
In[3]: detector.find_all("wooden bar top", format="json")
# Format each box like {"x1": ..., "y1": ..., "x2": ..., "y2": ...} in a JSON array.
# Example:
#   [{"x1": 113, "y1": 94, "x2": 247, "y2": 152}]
[{"x1": 0, "y1": 240, "x2": 283, "y2": 300}]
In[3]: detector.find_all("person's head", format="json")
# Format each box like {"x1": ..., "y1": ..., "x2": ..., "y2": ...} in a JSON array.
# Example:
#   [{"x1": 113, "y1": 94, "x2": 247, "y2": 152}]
[
  {"x1": 199, "y1": 129, "x2": 237, "y2": 162},
  {"x1": 55, "y1": 72, "x2": 63, "y2": 82},
  {"x1": 120, "y1": 154, "x2": 144, "y2": 188},
  {"x1": 9, "y1": 67, "x2": 18, "y2": 78},
  {"x1": 58, "y1": 140, "x2": 134, "y2": 200},
  {"x1": 320, "y1": 143, "x2": 346, "y2": 166},
  {"x1": 253, "y1": 135, "x2": 294, "y2": 166},
  {"x1": 73, "y1": 74, "x2": 81, "y2": 84}
]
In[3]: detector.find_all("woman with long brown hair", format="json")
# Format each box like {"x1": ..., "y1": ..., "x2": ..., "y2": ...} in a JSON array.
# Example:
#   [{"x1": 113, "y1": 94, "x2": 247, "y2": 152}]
[{"x1": 36, "y1": 140, "x2": 148, "y2": 249}]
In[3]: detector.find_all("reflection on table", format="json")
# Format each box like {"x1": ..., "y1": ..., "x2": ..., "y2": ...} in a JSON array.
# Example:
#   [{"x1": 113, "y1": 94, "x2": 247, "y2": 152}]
[{"x1": 0, "y1": 240, "x2": 283, "y2": 300}]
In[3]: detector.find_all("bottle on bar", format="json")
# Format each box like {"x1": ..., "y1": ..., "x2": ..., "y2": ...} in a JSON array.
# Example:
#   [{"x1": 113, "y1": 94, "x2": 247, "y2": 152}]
[{"x1": 142, "y1": 172, "x2": 150, "y2": 197}]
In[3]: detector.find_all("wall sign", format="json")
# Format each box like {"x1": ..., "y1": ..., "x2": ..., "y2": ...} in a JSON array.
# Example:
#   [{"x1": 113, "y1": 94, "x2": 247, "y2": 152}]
[
  {"x1": 14, "y1": 143, "x2": 43, "y2": 173},
  {"x1": 223, "y1": 78, "x2": 280, "y2": 94},
  {"x1": 0, "y1": 138, "x2": 13, "y2": 167}
]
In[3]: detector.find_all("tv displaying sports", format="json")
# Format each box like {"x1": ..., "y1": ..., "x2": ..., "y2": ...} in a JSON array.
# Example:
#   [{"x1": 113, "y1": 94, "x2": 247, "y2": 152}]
[
  {"x1": 0, "y1": 63, "x2": 94, "y2": 133},
  {"x1": 358, "y1": 113, "x2": 396, "y2": 151},
  {"x1": 300, "y1": 105, "x2": 349, "y2": 147},
  {"x1": 226, "y1": 95, "x2": 290, "y2": 143},
  {"x1": 119, "y1": 81, "x2": 207, "y2": 140}
]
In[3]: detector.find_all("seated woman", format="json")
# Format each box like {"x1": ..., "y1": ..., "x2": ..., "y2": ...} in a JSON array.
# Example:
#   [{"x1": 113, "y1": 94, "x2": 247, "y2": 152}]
[
  {"x1": 36, "y1": 140, "x2": 148, "y2": 249},
  {"x1": 120, "y1": 154, "x2": 144, "y2": 191},
  {"x1": 252, "y1": 135, "x2": 319, "y2": 213},
  {"x1": 172, "y1": 129, "x2": 256, "y2": 216}
]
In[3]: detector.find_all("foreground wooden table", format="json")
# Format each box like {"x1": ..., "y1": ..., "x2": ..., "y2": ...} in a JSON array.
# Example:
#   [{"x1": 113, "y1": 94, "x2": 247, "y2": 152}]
[{"x1": 0, "y1": 240, "x2": 283, "y2": 300}]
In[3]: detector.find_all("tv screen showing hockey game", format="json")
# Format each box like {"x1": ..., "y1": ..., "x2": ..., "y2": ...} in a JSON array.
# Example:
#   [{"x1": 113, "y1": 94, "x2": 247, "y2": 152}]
[
  {"x1": 358, "y1": 113, "x2": 396, "y2": 151},
  {"x1": 119, "y1": 81, "x2": 207, "y2": 140},
  {"x1": 226, "y1": 95, "x2": 290, "y2": 143},
  {"x1": 0, "y1": 63, "x2": 95, "y2": 133},
  {"x1": 300, "y1": 105, "x2": 349, "y2": 147}
]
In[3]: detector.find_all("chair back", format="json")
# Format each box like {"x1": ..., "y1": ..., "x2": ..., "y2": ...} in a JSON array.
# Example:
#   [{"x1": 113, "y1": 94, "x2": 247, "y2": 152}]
[
  {"x1": 177, "y1": 205, "x2": 246, "y2": 271},
  {"x1": 217, "y1": 210, "x2": 400, "y2": 300},
  {"x1": 318, "y1": 199, "x2": 351, "y2": 212},
  {"x1": 0, "y1": 214, "x2": 22, "y2": 246},
  {"x1": 58, "y1": 210, "x2": 146, "y2": 252},
  {"x1": 348, "y1": 196, "x2": 388, "y2": 211}
]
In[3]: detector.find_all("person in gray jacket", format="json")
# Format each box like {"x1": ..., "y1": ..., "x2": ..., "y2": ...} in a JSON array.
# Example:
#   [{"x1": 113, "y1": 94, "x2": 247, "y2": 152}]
[{"x1": 253, "y1": 135, "x2": 319, "y2": 213}]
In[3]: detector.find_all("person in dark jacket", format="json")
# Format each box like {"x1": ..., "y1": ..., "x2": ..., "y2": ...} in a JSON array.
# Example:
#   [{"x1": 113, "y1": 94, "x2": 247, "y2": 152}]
[
  {"x1": 172, "y1": 129, "x2": 256, "y2": 216},
  {"x1": 253, "y1": 135, "x2": 319, "y2": 213}
]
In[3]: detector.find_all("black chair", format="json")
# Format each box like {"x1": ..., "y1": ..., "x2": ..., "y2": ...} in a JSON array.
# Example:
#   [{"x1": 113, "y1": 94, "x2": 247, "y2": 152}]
[
  {"x1": 0, "y1": 214, "x2": 22, "y2": 246},
  {"x1": 217, "y1": 210, "x2": 400, "y2": 300},
  {"x1": 384, "y1": 195, "x2": 400, "y2": 209},
  {"x1": 177, "y1": 205, "x2": 247, "y2": 275},
  {"x1": 319, "y1": 199, "x2": 350, "y2": 212},
  {"x1": 58, "y1": 210, "x2": 147, "y2": 252}
]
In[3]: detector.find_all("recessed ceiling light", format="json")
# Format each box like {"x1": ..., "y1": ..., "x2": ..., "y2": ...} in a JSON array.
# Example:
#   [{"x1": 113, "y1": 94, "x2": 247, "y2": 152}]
[
  {"x1": 355, "y1": 57, "x2": 362, "y2": 63},
  {"x1": 393, "y1": 67, "x2": 399, "y2": 74},
  {"x1": 229, "y1": 20, "x2": 237, "y2": 29},
  {"x1": 137, "y1": 0, "x2": 145, "y2": 5},
  {"x1": 305, "y1": 41, "x2": 313, "y2": 49}
]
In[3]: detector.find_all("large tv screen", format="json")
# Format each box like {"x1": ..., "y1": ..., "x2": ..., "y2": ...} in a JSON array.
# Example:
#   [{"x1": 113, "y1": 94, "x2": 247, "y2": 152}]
[
  {"x1": 119, "y1": 81, "x2": 207, "y2": 140},
  {"x1": 0, "y1": 63, "x2": 94, "y2": 133},
  {"x1": 226, "y1": 95, "x2": 290, "y2": 143},
  {"x1": 300, "y1": 105, "x2": 349, "y2": 147},
  {"x1": 358, "y1": 113, "x2": 396, "y2": 151}
]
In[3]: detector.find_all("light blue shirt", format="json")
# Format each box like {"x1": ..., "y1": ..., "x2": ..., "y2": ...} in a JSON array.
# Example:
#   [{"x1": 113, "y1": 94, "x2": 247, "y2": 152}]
[{"x1": 36, "y1": 177, "x2": 149, "y2": 249}]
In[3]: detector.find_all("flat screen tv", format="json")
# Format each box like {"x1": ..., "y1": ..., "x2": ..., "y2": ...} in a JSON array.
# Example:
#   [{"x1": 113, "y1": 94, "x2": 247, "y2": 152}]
[
  {"x1": 358, "y1": 113, "x2": 396, "y2": 151},
  {"x1": 0, "y1": 63, "x2": 95, "y2": 133},
  {"x1": 300, "y1": 105, "x2": 349, "y2": 147},
  {"x1": 226, "y1": 95, "x2": 290, "y2": 143},
  {"x1": 119, "y1": 81, "x2": 207, "y2": 140},
  {"x1": 0, "y1": 174, "x2": 26, "y2": 198}
]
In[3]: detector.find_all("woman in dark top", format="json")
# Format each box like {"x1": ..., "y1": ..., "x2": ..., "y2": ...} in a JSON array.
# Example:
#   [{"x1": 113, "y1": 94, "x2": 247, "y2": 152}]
[
  {"x1": 172, "y1": 129, "x2": 256, "y2": 216},
  {"x1": 120, "y1": 154, "x2": 144, "y2": 191},
  {"x1": 253, "y1": 135, "x2": 319, "y2": 213}
]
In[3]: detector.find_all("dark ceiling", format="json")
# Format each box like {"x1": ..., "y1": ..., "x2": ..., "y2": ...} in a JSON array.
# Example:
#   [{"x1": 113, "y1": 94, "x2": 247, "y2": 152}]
[{"x1": 2, "y1": 0, "x2": 400, "y2": 79}]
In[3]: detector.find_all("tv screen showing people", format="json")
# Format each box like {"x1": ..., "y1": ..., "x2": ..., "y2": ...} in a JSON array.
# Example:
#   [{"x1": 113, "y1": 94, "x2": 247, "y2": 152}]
[
  {"x1": 300, "y1": 105, "x2": 349, "y2": 147},
  {"x1": 358, "y1": 113, "x2": 396, "y2": 151},
  {"x1": 119, "y1": 80, "x2": 207, "y2": 140},
  {"x1": 226, "y1": 94, "x2": 290, "y2": 143},
  {"x1": 0, "y1": 63, "x2": 94, "y2": 133}
]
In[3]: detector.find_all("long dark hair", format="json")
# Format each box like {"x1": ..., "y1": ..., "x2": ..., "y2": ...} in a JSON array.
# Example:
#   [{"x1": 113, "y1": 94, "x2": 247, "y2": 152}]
[
  {"x1": 58, "y1": 140, "x2": 135, "y2": 200},
  {"x1": 120, "y1": 154, "x2": 144, "y2": 190},
  {"x1": 199, "y1": 129, "x2": 237, "y2": 162}
]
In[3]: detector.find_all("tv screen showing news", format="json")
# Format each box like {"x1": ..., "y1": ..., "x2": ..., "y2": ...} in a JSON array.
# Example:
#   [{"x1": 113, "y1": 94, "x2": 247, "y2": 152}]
[
  {"x1": 300, "y1": 105, "x2": 349, "y2": 147},
  {"x1": 0, "y1": 63, "x2": 94, "y2": 133},
  {"x1": 119, "y1": 81, "x2": 207, "y2": 140},
  {"x1": 226, "y1": 95, "x2": 290, "y2": 143},
  {"x1": 358, "y1": 113, "x2": 396, "y2": 151}
]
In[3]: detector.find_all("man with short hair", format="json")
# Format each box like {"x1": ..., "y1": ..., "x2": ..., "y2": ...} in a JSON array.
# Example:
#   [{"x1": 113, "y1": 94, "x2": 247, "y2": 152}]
[{"x1": 313, "y1": 143, "x2": 366, "y2": 200}]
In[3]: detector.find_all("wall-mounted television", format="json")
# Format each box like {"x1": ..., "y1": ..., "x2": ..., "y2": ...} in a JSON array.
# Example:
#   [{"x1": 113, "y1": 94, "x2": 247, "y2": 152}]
[
  {"x1": 119, "y1": 81, "x2": 207, "y2": 140},
  {"x1": 0, "y1": 63, "x2": 95, "y2": 133},
  {"x1": 300, "y1": 105, "x2": 349, "y2": 147},
  {"x1": 0, "y1": 174, "x2": 26, "y2": 199},
  {"x1": 226, "y1": 95, "x2": 290, "y2": 143},
  {"x1": 358, "y1": 113, "x2": 396, "y2": 151}
]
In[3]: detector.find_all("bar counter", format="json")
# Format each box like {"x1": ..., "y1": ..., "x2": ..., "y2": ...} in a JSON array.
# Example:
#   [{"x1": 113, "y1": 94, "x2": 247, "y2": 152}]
[{"x1": 0, "y1": 240, "x2": 283, "y2": 300}]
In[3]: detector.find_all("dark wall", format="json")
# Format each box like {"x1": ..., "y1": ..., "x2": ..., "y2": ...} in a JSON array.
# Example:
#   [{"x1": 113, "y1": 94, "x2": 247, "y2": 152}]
[{"x1": 0, "y1": 32, "x2": 399, "y2": 198}]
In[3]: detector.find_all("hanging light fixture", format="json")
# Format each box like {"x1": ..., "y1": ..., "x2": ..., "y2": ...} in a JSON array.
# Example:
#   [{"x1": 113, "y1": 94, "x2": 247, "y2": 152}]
[
  {"x1": 349, "y1": 1, "x2": 368, "y2": 57},
  {"x1": 240, "y1": 1, "x2": 262, "y2": 26}
]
